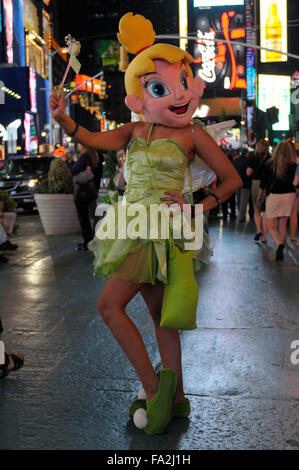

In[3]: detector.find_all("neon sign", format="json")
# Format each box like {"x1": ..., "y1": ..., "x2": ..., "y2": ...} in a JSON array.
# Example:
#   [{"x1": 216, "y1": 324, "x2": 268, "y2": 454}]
[
  {"x1": 194, "y1": 10, "x2": 246, "y2": 90},
  {"x1": 24, "y1": 112, "x2": 38, "y2": 154},
  {"x1": 75, "y1": 75, "x2": 103, "y2": 96},
  {"x1": 29, "y1": 68, "x2": 37, "y2": 113},
  {"x1": 196, "y1": 30, "x2": 216, "y2": 83},
  {"x1": 3, "y1": 0, "x2": 13, "y2": 64},
  {"x1": 194, "y1": 0, "x2": 244, "y2": 6},
  {"x1": 245, "y1": 0, "x2": 256, "y2": 100}
]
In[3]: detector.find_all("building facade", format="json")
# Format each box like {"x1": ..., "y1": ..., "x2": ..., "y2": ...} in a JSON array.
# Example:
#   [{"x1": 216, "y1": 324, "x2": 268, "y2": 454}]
[{"x1": 0, "y1": 0, "x2": 69, "y2": 160}]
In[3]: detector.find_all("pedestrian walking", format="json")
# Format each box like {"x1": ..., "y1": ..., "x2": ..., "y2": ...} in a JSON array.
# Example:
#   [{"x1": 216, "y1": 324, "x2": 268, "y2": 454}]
[
  {"x1": 289, "y1": 144, "x2": 299, "y2": 243},
  {"x1": 221, "y1": 150, "x2": 237, "y2": 219},
  {"x1": 247, "y1": 139, "x2": 271, "y2": 241},
  {"x1": 49, "y1": 12, "x2": 242, "y2": 435},
  {"x1": 61, "y1": 144, "x2": 103, "y2": 251},
  {"x1": 258, "y1": 141, "x2": 297, "y2": 261},
  {"x1": 232, "y1": 148, "x2": 251, "y2": 222}
]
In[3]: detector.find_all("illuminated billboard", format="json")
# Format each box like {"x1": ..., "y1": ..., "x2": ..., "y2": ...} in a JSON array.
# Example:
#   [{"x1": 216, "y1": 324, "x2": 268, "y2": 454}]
[
  {"x1": 193, "y1": 9, "x2": 246, "y2": 91},
  {"x1": 260, "y1": 0, "x2": 287, "y2": 63},
  {"x1": 179, "y1": 0, "x2": 188, "y2": 51},
  {"x1": 246, "y1": 0, "x2": 256, "y2": 100},
  {"x1": 258, "y1": 74, "x2": 290, "y2": 131},
  {"x1": 194, "y1": 1, "x2": 244, "y2": 6}
]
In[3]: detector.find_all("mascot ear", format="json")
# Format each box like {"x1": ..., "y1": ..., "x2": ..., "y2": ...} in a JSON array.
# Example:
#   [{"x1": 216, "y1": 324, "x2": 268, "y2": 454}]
[
  {"x1": 193, "y1": 77, "x2": 205, "y2": 99},
  {"x1": 125, "y1": 95, "x2": 144, "y2": 114}
]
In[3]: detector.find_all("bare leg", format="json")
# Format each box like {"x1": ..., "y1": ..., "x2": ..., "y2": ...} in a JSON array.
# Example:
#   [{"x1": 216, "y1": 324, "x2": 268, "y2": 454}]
[
  {"x1": 97, "y1": 277, "x2": 158, "y2": 400},
  {"x1": 267, "y1": 217, "x2": 281, "y2": 247},
  {"x1": 277, "y1": 216, "x2": 288, "y2": 245},
  {"x1": 261, "y1": 212, "x2": 268, "y2": 242},
  {"x1": 254, "y1": 208, "x2": 262, "y2": 234},
  {"x1": 140, "y1": 282, "x2": 185, "y2": 402}
]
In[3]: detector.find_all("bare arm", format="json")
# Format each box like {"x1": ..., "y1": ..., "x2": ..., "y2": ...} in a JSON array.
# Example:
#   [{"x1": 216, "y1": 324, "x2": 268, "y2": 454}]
[
  {"x1": 49, "y1": 87, "x2": 135, "y2": 151},
  {"x1": 193, "y1": 126, "x2": 242, "y2": 211}
]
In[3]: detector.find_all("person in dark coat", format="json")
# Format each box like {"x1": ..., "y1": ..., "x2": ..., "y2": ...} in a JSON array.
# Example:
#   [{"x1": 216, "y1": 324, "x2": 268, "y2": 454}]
[
  {"x1": 232, "y1": 148, "x2": 251, "y2": 222},
  {"x1": 246, "y1": 139, "x2": 271, "y2": 240},
  {"x1": 61, "y1": 144, "x2": 103, "y2": 250}
]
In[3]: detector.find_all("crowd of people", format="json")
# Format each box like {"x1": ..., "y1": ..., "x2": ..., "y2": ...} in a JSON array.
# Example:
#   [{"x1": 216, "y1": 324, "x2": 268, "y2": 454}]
[{"x1": 215, "y1": 139, "x2": 299, "y2": 261}]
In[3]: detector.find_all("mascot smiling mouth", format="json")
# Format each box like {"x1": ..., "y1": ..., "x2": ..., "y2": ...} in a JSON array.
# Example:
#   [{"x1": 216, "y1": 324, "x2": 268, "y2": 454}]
[{"x1": 169, "y1": 102, "x2": 189, "y2": 114}]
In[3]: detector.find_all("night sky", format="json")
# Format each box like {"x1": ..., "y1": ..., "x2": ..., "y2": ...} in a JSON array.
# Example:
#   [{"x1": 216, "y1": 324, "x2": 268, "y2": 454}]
[{"x1": 53, "y1": 0, "x2": 180, "y2": 75}]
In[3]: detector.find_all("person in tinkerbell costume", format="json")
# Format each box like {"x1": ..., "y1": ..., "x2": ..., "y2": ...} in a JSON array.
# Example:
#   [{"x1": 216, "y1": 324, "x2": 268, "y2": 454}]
[{"x1": 49, "y1": 12, "x2": 242, "y2": 434}]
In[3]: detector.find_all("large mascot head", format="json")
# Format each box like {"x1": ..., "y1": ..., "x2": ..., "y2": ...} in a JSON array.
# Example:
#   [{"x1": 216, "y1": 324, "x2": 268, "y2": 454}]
[{"x1": 117, "y1": 12, "x2": 205, "y2": 128}]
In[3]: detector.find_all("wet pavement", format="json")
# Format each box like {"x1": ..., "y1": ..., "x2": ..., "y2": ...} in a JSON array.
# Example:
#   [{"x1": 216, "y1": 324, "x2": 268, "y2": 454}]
[{"x1": 0, "y1": 211, "x2": 298, "y2": 450}]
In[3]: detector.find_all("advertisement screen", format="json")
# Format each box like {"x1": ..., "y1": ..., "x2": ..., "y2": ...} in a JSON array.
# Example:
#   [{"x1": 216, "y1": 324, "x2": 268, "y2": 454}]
[
  {"x1": 246, "y1": 0, "x2": 256, "y2": 100},
  {"x1": 192, "y1": 9, "x2": 246, "y2": 91},
  {"x1": 258, "y1": 74, "x2": 290, "y2": 131},
  {"x1": 260, "y1": 0, "x2": 287, "y2": 63},
  {"x1": 194, "y1": 1, "x2": 244, "y2": 6}
]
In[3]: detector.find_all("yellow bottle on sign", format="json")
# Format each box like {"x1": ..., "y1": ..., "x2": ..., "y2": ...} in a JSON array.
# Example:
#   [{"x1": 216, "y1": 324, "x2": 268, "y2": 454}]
[{"x1": 265, "y1": 2, "x2": 283, "y2": 61}]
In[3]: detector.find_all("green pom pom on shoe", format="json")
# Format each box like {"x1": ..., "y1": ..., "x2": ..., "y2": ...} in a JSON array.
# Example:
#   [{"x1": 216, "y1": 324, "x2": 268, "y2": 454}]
[{"x1": 129, "y1": 396, "x2": 191, "y2": 418}]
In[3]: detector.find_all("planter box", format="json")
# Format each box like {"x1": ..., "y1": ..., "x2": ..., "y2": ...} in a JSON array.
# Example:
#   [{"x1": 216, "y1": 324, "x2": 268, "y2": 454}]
[{"x1": 34, "y1": 194, "x2": 81, "y2": 235}]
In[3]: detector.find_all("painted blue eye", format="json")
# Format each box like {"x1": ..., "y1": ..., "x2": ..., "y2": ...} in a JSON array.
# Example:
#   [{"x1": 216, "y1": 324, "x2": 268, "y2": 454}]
[
  {"x1": 146, "y1": 80, "x2": 170, "y2": 98},
  {"x1": 181, "y1": 72, "x2": 188, "y2": 90}
]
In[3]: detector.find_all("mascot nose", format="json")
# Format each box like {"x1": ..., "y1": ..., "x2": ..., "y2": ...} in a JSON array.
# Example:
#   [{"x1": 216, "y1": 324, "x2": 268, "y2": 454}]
[{"x1": 174, "y1": 85, "x2": 184, "y2": 100}]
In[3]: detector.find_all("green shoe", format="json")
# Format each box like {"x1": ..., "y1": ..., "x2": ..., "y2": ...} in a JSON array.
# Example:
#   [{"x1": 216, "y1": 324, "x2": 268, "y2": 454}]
[
  {"x1": 173, "y1": 399, "x2": 191, "y2": 418},
  {"x1": 144, "y1": 369, "x2": 178, "y2": 435},
  {"x1": 129, "y1": 397, "x2": 191, "y2": 418}
]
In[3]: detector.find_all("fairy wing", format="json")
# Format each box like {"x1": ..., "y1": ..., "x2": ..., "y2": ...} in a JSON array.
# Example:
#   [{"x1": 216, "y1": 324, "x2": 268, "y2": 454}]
[{"x1": 182, "y1": 120, "x2": 236, "y2": 194}]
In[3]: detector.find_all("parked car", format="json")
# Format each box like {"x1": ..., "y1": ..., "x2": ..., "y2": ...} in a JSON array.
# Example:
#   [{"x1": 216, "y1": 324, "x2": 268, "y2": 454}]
[{"x1": 0, "y1": 155, "x2": 55, "y2": 211}]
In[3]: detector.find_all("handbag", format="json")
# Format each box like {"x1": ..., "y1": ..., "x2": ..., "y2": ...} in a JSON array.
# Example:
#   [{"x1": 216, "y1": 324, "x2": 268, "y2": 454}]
[
  {"x1": 144, "y1": 124, "x2": 198, "y2": 330},
  {"x1": 159, "y1": 235, "x2": 198, "y2": 330}
]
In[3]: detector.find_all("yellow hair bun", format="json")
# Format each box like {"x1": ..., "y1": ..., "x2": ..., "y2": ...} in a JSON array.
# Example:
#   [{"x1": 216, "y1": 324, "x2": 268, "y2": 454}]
[{"x1": 117, "y1": 12, "x2": 155, "y2": 55}]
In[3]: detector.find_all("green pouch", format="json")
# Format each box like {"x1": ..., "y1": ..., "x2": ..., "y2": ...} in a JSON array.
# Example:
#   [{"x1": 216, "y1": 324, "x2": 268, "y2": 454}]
[{"x1": 160, "y1": 238, "x2": 198, "y2": 330}]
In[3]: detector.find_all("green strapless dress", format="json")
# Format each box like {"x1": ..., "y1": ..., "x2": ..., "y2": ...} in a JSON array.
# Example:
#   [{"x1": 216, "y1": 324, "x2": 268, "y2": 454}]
[{"x1": 89, "y1": 137, "x2": 212, "y2": 284}]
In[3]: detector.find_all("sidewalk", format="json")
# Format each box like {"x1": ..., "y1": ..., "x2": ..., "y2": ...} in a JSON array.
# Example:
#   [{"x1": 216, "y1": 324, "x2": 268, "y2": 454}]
[{"x1": 0, "y1": 213, "x2": 298, "y2": 450}]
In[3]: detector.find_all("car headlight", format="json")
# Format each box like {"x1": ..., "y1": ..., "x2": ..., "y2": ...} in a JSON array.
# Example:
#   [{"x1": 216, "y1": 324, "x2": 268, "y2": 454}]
[
  {"x1": 22, "y1": 179, "x2": 38, "y2": 188},
  {"x1": 28, "y1": 179, "x2": 38, "y2": 188}
]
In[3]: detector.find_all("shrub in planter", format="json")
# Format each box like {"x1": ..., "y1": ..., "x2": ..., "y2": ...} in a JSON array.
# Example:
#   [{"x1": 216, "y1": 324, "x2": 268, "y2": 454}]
[
  {"x1": 34, "y1": 157, "x2": 74, "y2": 194},
  {"x1": 33, "y1": 158, "x2": 80, "y2": 235}
]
